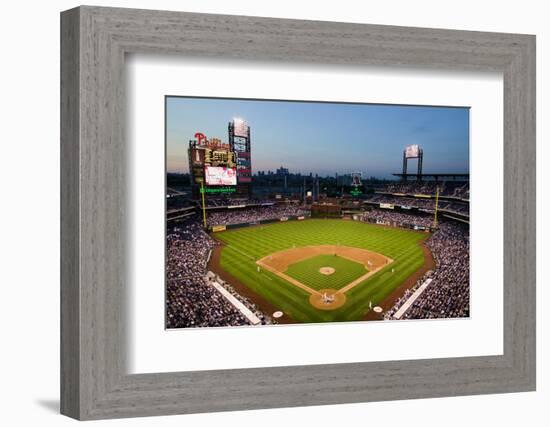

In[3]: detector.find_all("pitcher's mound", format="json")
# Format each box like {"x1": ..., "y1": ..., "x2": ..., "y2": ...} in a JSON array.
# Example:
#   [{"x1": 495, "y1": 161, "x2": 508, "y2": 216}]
[
  {"x1": 319, "y1": 267, "x2": 335, "y2": 275},
  {"x1": 309, "y1": 289, "x2": 346, "y2": 310}
]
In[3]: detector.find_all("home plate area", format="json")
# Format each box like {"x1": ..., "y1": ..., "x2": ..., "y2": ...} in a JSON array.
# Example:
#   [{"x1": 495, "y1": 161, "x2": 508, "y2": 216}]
[{"x1": 256, "y1": 245, "x2": 393, "y2": 310}]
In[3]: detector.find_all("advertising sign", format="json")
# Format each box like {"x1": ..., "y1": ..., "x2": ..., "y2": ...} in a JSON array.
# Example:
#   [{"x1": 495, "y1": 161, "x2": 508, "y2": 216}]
[
  {"x1": 200, "y1": 187, "x2": 236, "y2": 194},
  {"x1": 191, "y1": 148, "x2": 205, "y2": 165},
  {"x1": 351, "y1": 172, "x2": 362, "y2": 187},
  {"x1": 204, "y1": 149, "x2": 236, "y2": 167},
  {"x1": 204, "y1": 166, "x2": 237, "y2": 186}
]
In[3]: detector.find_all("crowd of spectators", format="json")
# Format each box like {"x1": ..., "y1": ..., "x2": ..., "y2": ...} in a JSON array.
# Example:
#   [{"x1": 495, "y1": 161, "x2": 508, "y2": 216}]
[
  {"x1": 367, "y1": 194, "x2": 437, "y2": 210},
  {"x1": 384, "y1": 221, "x2": 470, "y2": 319},
  {"x1": 449, "y1": 182, "x2": 470, "y2": 199},
  {"x1": 204, "y1": 197, "x2": 271, "y2": 207},
  {"x1": 166, "y1": 220, "x2": 271, "y2": 328},
  {"x1": 385, "y1": 181, "x2": 438, "y2": 195},
  {"x1": 206, "y1": 272, "x2": 273, "y2": 325},
  {"x1": 206, "y1": 205, "x2": 309, "y2": 226},
  {"x1": 384, "y1": 181, "x2": 469, "y2": 199},
  {"x1": 438, "y1": 201, "x2": 469, "y2": 215},
  {"x1": 361, "y1": 209, "x2": 435, "y2": 228},
  {"x1": 365, "y1": 193, "x2": 469, "y2": 216},
  {"x1": 166, "y1": 193, "x2": 197, "y2": 212}
]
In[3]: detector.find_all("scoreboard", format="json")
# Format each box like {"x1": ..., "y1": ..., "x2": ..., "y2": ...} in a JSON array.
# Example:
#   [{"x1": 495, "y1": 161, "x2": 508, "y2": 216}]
[
  {"x1": 229, "y1": 119, "x2": 253, "y2": 193},
  {"x1": 188, "y1": 119, "x2": 253, "y2": 199},
  {"x1": 190, "y1": 147, "x2": 236, "y2": 168},
  {"x1": 188, "y1": 132, "x2": 239, "y2": 197}
]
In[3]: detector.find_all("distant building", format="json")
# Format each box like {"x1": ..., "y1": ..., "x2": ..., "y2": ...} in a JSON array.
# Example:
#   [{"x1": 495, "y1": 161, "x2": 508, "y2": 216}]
[
  {"x1": 337, "y1": 174, "x2": 353, "y2": 186},
  {"x1": 276, "y1": 166, "x2": 289, "y2": 176}
]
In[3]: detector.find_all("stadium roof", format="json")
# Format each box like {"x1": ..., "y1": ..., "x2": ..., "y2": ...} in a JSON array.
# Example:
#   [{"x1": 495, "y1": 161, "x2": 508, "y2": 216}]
[{"x1": 392, "y1": 173, "x2": 469, "y2": 180}]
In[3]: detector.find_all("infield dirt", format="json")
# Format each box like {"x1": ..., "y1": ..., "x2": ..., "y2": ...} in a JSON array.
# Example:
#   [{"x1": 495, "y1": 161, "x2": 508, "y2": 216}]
[{"x1": 256, "y1": 245, "x2": 393, "y2": 310}]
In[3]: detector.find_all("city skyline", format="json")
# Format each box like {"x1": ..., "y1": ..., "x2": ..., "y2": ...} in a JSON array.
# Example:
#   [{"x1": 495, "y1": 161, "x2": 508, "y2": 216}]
[
  {"x1": 169, "y1": 167, "x2": 381, "y2": 180},
  {"x1": 166, "y1": 96, "x2": 469, "y2": 179}
]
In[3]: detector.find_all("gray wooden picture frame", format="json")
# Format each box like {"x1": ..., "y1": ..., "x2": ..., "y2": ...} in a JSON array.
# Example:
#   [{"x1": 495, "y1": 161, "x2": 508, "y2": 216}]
[{"x1": 60, "y1": 5, "x2": 536, "y2": 421}]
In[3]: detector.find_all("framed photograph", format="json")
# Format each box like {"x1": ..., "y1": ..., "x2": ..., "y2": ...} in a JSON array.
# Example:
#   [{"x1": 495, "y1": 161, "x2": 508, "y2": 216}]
[
  {"x1": 165, "y1": 97, "x2": 470, "y2": 328},
  {"x1": 61, "y1": 6, "x2": 536, "y2": 420}
]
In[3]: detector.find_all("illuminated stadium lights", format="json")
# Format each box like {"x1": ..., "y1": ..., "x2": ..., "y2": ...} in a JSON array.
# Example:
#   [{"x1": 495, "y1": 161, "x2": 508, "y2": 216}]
[
  {"x1": 405, "y1": 144, "x2": 420, "y2": 159},
  {"x1": 402, "y1": 144, "x2": 423, "y2": 180},
  {"x1": 232, "y1": 118, "x2": 249, "y2": 138}
]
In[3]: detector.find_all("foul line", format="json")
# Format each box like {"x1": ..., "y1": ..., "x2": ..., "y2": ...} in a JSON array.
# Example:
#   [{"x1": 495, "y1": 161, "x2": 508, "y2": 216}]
[
  {"x1": 224, "y1": 244, "x2": 256, "y2": 261},
  {"x1": 256, "y1": 260, "x2": 321, "y2": 296},
  {"x1": 338, "y1": 258, "x2": 393, "y2": 293}
]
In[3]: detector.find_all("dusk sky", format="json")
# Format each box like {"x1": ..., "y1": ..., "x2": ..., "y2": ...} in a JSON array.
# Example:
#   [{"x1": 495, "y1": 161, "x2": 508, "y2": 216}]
[{"x1": 166, "y1": 97, "x2": 469, "y2": 179}]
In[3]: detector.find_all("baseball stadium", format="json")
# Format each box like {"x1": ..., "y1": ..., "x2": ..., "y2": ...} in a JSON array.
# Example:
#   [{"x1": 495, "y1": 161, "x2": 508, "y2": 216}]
[{"x1": 166, "y1": 101, "x2": 470, "y2": 329}]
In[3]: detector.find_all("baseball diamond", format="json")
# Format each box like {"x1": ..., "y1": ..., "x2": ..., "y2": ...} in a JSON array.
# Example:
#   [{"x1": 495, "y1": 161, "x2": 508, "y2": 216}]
[
  {"x1": 285, "y1": 254, "x2": 371, "y2": 291},
  {"x1": 210, "y1": 219, "x2": 428, "y2": 323}
]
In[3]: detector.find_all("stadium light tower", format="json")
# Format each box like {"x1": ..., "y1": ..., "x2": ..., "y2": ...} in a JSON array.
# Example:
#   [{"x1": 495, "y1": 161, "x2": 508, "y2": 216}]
[
  {"x1": 402, "y1": 144, "x2": 423, "y2": 181},
  {"x1": 228, "y1": 118, "x2": 252, "y2": 196}
]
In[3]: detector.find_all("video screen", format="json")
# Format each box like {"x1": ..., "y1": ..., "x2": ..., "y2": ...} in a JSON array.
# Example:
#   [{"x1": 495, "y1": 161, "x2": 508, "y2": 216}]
[{"x1": 204, "y1": 166, "x2": 237, "y2": 186}]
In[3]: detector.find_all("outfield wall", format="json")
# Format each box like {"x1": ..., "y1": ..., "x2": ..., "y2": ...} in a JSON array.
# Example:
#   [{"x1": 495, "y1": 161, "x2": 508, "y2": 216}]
[
  {"x1": 209, "y1": 213, "x2": 311, "y2": 232},
  {"x1": 210, "y1": 213, "x2": 436, "y2": 233}
]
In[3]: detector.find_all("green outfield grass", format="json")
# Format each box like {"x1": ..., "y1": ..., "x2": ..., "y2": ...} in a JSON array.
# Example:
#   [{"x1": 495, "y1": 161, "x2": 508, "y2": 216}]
[
  {"x1": 214, "y1": 219, "x2": 428, "y2": 323},
  {"x1": 285, "y1": 254, "x2": 367, "y2": 291}
]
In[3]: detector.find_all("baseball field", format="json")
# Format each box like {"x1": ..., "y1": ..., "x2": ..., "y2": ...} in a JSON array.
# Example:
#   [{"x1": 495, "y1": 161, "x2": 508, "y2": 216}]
[{"x1": 211, "y1": 219, "x2": 430, "y2": 323}]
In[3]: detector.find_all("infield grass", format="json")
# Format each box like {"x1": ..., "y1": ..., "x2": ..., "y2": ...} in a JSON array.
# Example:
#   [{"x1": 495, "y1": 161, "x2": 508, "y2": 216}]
[
  {"x1": 214, "y1": 219, "x2": 427, "y2": 323},
  {"x1": 285, "y1": 254, "x2": 367, "y2": 291}
]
